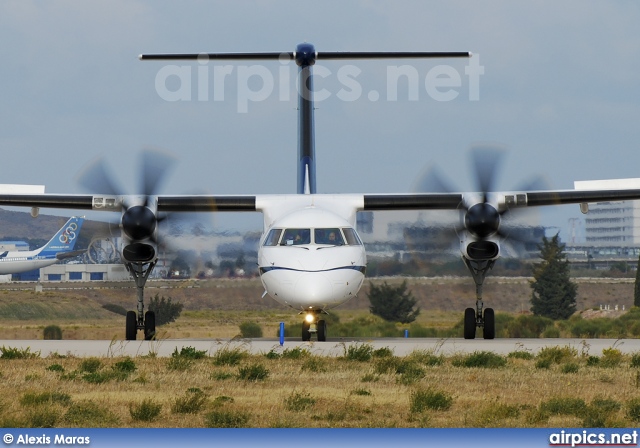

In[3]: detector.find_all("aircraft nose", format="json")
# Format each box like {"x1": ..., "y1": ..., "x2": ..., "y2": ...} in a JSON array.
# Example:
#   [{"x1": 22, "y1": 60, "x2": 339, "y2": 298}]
[{"x1": 294, "y1": 273, "x2": 333, "y2": 302}]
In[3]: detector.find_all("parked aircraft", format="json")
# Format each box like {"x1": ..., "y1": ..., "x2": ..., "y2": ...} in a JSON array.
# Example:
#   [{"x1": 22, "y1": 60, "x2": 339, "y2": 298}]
[
  {"x1": 1, "y1": 44, "x2": 640, "y2": 341},
  {"x1": 0, "y1": 216, "x2": 85, "y2": 275}
]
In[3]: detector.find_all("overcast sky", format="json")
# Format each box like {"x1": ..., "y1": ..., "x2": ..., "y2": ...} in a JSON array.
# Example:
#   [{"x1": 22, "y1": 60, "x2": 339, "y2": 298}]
[{"x1": 1, "y1": 1, "x2": 639, "y2": 242}]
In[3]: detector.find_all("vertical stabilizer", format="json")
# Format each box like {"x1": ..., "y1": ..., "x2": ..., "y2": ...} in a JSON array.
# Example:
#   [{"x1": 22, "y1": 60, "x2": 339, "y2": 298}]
[
  {"x1": 37, "y1": 216, "x2": 85, "y2": 257},
  {"x1": 296, "y1": 43, "x2": 317, "y2": 195}
]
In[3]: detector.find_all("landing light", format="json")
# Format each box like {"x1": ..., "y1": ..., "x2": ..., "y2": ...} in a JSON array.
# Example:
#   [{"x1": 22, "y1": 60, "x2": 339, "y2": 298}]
[{"x1": 305, "y1": 314, "x2": 315, "y2": 323}]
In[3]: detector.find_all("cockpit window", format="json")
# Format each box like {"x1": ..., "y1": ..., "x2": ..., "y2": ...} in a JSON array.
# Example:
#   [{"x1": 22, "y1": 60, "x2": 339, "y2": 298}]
[
  {"x1": 342, "y1": 227, "x2": 362, "y2": 245},
  {"x1": 263, "y1": 228, "x2": 283, "y2": 246},
  {"x1": 315, "y1": 228, "x2": 344, "y2": 245},
  {"x1": 281, "y1": 228, "x2": 311, "y2": 245}
]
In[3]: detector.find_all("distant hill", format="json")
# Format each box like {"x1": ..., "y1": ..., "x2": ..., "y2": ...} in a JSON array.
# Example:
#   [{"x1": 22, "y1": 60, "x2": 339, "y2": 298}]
[{"x1": 0, "y1": 208, "x2": 112, "y2": 249}]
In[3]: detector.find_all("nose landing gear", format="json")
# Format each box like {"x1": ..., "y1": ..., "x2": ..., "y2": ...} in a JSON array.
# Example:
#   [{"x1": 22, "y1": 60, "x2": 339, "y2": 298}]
[{"x1": 301, "y1": 311, "x2": 328, "y2": 342}]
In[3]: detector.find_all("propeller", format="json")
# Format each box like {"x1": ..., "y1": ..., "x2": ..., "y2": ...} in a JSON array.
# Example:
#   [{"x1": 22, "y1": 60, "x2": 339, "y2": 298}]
[
  {"x1": 412, "y1": 145, "x2": 548, "y2": 260},
  {"x1": 77, "y1": 148, "x2": 176, "y2": 263}
]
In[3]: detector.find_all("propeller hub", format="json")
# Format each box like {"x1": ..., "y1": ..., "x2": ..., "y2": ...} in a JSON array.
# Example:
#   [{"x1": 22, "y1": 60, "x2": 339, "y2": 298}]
[
  {"x1": 465, "y1": 203, "x2": 500, "y2": 238},
  {"x1": 122, "y1": 205, "x2": 157, "y2": 241}
]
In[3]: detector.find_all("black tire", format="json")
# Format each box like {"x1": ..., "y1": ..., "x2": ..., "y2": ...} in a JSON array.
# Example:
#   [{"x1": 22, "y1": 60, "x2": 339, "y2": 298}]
[
  {"x1": 144, "y1": 310, "x2": 156, "y2": 341},
  {"x1": 317, "y1": 319, "x2": 327, "y2": 342},
  {"x1": 126, "y1": 311, "x2": 137, "y2": 341},
  {"x1": 483, "y1": 308, "x2": 495, "y2": 340},
  {"x1": 463, "y1": 308, "x2": 476, "y2": 340},
  {"x1": 302, "y1": 320, "x2": 311, "y2": 341}
]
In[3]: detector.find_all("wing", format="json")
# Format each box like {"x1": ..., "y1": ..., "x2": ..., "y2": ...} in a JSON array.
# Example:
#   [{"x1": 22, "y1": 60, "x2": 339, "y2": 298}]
[
  {"x1": 361, "y1": 188, "x2": 640, "y2": 211},
  {"x1": 0, "y1": 194, "x2": 258, "y2": 212},
  {"x1": 1, "y1": 187, "x2": 640, "y2": 213}
]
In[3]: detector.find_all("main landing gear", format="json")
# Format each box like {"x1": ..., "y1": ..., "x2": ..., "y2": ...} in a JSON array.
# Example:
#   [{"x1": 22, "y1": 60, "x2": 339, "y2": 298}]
[
  {"x1": 462, "y1": 258, "x2": 496, "y2": 340},
  {"x1": 124, "y1": 261, "x2": 157, "y2": 341},
  {"x1": 301, "y1": 311, "x2": 328, "y2": 342}
]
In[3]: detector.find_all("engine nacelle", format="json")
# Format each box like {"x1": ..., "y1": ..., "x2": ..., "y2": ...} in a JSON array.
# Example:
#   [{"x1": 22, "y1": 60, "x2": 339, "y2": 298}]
[
  {"x1": 461, "y1": 234, "x2": 500, "y2": 261},
  {"x1": 122, "y1": 242, "x2": 156, "y2": 263},
  {"x1": 119, "y1": 197, "x2": 159, "y2": 264}
]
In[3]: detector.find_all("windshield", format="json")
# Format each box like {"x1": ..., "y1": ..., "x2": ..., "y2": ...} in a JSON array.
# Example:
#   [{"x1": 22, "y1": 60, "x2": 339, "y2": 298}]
[
  {"x1": 263, "y1": 228, "x2": 282, "y2": 246},
  {"x1": 314, "y1": 228, "x2": 345, "y2": 245},
  {"x1": 281, "y1": 228, "x2": 311, "y2": 245},
  {"x1": 342, "y1": 227, "x2": 362, "y2": 245}
]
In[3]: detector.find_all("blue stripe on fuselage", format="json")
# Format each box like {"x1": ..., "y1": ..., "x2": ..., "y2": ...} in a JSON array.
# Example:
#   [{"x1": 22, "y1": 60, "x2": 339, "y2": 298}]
[{"x1": 259, "y1": 265, "x2": 366, "y2": 275}]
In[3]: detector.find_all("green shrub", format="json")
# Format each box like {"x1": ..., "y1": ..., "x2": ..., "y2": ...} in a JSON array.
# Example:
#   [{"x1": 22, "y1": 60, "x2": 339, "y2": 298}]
[
  {"x1": 396, "y1": 363, "x2": 426, "y2": 385},
  {"x1": 373, "y1": 347, "x2": 394, "y2": 358},
  {"x1": 167, "y1": 356, "x2": 192, "y2": 371},
  {"x1": 264, "y1": 348, "x2": 281, "y2": 359},
  {"x1": 46, "y1": 364, "x2": 64, "y2": 372},
  {"x1": 586, "y1": 356, "x2": 600, "y2": 366},
  {"x1": 43, "y1": 325, "x2": 62, "y2": 340},
  {"x1": 171, "y1": 389, "x2": 207, "y2": 414},
  {"x1": 210, "y1": 371, "x2": 234, "y2": 381},
  {"x1": 342, "y1": 343, "x2": 374, "y2": 362},
  {"x1": 542, "y1": 326, "x2": 560, "y2": 338},
  {"x1": 212, "y1": 396, "x2": 234, "y2": 407},
  {"x1": 630, "y1": 353, "x2": 640, "y2": 368},
  {"x1": 25, "y1": 406, "x2": 59, "y2": 428},
  {"x1": 407, "y1": 349, "x2": 444, "y2": 366},
  {"x1": 374, "y1": 356, "x2": 401, "y2": 374},
  {"x1": 212, "y1": 346, "x2": 247, "y2": 366},
  {"x1": 601, "y1": 347, "x2": 623, "y2": 368},
  {"x1": 129, "y1": 399, "x2": 162, "y2": 422},
  {"x1": 204, "y1": 410, "x2": 249, "y2": 428},
  {"x1": 626, "y1": 398, "x2": 640, "y2": 421},
  {"x1": 540, "y1": 397, "x2": 587, "y2": 417},
  {"x1": 237, "y1": 363, "x2": 269, "y2": 381},
  {"x1": 147, "y1": 294, "x2": 183, "y2": 326},
  {"x1": 301, "y1": 356, "x2": 326, "y2": 373},
  {"x1": 0, "y1": 346, "x2": 39, "y2": 359},
  {"x1": 505, "y1": 314, "x2": 554, "y2": 338},
  {"x1": 474, "y1": 403, "x2": 520, "y2": 426},
  {"x1": 351, "y1": 388, "x2": 372, "y2": 396},
  {"x1": 452, "y1": 351, "x2": 506, "y2": 368},
  {"x1": 407, "y1": 323, "x2": 438, "y2": 338},
  {"x1": 172, "y1": 346, "x2": 207, "y2": 359},
  {"x1": 507, "y1": 351, "x2": 534, "y2": 360},
  {"x1": 284, "y1": 391, "x2": 316, "y2": 411},
  {"x1": 79, "y1": 358, "x2": 102, "y2": 373},
  {"x1": 360, "y1": 373, "x2": 379, "y2": 383},
  {"x1": 239, "y1": 322, "x2": 263, "y2": 338},
  {"x1": 64, "y1": 400, "x2": 120, "y2": 426},
  {"x1": 561, "y1": 363, "x2": 579, "y2": 374},
  {"x1": 410, "y1": 388, "x2": 453, "y2": 413},
  {"x1": 591, "y1": 397, "x2": 622, "y2": 414},
  {"x1": 535, "y1": 358, "x2": 552, "y2": 369},
  {"x1": 113, "y1": 357, "x2": 137, "y2": 373},
  {"x1": 536, "y1": 346, "x2": 577, "y2": 364},
  {"x1": 281, "y1": 347, "x2": 310, "y2": 359},
  {"x1": 82, "y1": 370, "x2": 128, "y2": 384},
  {"x1": 20, "y1": 391, "x2": 71, "y2": 407}
]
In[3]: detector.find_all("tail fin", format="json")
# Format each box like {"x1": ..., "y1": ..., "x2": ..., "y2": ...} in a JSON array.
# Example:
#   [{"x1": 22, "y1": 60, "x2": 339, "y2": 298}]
[{"x1": 37, "y1": 216, "x2": 85, "y2": 257}]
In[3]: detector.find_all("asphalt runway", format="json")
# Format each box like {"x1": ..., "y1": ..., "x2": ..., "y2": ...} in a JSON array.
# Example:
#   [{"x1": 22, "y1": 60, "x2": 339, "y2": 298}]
[{"x1": 1, "y1": 337, "x2": 638, "y2": 358}]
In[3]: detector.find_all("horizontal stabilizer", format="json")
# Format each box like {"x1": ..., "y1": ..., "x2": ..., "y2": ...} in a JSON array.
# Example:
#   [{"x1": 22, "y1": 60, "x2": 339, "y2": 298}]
[
  {"x1": 139, "y1": 51, "x2": 471, "y2": 61},
  {"x1": 55, "y1": 249, "x2": 86, "y2": 260}
]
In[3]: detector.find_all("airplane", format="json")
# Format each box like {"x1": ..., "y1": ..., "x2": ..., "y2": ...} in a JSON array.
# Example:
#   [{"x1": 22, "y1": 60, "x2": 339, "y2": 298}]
[
  {"x1": 0, "y1": 216, "x2": 85, "y2": 275},
  {"x1": 2, "y1": 43, "x2": 640, "y2": 341}
]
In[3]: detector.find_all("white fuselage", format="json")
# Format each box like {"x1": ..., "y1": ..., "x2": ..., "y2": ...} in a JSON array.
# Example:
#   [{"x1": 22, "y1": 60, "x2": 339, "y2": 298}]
[
  {"x1": 0, "y1": 250, "x2": 60, "y2": 275},
  {"x1": 256, "y1": 195, "x2": 366, "y2": 312}
]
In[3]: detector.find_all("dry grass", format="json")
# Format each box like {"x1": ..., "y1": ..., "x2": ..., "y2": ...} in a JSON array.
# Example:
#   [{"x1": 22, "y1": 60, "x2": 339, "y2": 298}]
[{"x1": 1, "y1": 348, "x2": 640, "y2": 428}]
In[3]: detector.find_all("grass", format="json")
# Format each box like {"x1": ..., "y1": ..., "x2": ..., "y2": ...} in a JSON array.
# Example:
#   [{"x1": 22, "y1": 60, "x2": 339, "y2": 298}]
[{"x1": 0, "y1": 348, "x2": 639, "y2": 427}]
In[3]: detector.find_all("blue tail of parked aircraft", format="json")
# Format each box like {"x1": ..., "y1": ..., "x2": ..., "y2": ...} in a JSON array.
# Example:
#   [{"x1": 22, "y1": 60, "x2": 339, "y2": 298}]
[{"x1": 38, "y1": 216, "x2": 85, "y2": 258}]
